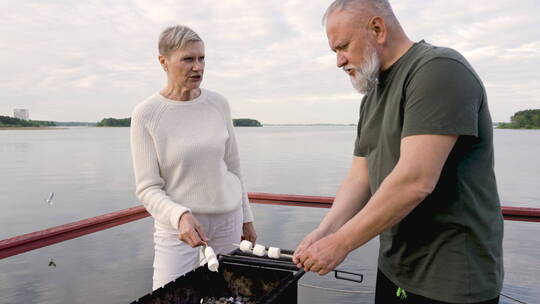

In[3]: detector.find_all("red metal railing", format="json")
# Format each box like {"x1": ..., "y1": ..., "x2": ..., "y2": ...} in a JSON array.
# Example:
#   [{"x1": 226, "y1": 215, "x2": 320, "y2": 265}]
[{"x1": 1, "y1": 192, "x2": 539, "y2": 259}]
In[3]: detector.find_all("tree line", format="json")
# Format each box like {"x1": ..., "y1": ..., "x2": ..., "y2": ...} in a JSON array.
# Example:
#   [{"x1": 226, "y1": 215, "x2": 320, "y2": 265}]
[
  {"x1": 0, "y1": 115, "x2": 55, "y2": 127},
  {"x1": 96, "y1": 117, "x2": 262, "y2": 127},
  {"x1": 233, "y1": 118, "x2": 262, "y2": 127},
  {"x1": 498, "y1": 109, "x2": 540, "y2": 129},
  {"x1": 97, "y1": 117, "x2": 131, "y2": 127}
]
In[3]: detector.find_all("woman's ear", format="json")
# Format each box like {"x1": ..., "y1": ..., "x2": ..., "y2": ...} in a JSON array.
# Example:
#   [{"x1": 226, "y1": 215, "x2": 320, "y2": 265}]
[{"x1": 158, "y1": 55, "x2": 168, "y2": 72}]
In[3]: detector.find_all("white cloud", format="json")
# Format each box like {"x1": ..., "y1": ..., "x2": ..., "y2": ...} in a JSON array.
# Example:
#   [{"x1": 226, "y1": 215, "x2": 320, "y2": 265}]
[{"x1": 0, "y1": 0, "x2": 539, "y2": 123}]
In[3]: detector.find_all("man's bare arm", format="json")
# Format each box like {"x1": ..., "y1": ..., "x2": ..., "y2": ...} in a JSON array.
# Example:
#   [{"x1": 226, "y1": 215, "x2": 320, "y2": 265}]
[
  {"x1": 318, "y1": 156, "x2": 372, "y2": 234},
  {"x1": 336, "y1": 134, "x2": 458, "y2": 252},
  {"x1": 293, "y1": 156, "x2": 371, "y2": 263},
  {"x1": 295, "y1": 134, "x2": 458, "y2": 274}
]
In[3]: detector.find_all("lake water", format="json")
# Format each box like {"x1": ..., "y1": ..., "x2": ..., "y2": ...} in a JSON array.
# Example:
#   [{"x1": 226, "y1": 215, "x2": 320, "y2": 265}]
[{"x1": 0, "y1": 126, "x2": 539, "y2": 304}]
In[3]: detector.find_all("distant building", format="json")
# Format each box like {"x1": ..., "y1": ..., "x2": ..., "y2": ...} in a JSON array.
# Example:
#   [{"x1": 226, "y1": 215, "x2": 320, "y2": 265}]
[{"x1": 14, "y1": 109, "x2": 29, "y2": 120}]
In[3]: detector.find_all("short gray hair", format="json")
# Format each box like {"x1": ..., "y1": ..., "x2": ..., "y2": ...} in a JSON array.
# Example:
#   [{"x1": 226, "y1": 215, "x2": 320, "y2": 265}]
[
  {"x1": 323, "y1": 0, "x2": 397, "y2": 25},
  {"x1": 158, "y1": 25, "x2": 203, "y2": 56}
]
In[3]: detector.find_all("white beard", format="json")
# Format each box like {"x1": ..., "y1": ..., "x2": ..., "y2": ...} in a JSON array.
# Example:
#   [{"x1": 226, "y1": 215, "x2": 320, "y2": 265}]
[{"x1": 346, "y1": 44, "x2": 381, "y2": 94}]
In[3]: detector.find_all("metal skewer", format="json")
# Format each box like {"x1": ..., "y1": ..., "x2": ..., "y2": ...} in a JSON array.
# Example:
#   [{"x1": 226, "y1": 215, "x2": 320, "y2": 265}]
[
  {"x1": 278, "y1": 252, "x2": 294, "y2": 259},
  {"x1": 231, "y1": 243, "x2": 364, "y2": 283},
  {"x1": 232, "y1": 243, "x2": 294, "y2": 260}
]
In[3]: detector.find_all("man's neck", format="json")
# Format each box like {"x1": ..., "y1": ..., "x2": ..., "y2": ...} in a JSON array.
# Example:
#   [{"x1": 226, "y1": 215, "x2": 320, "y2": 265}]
[{"x1": 380, "y1": 37, "x2": 414, "y2": 71}]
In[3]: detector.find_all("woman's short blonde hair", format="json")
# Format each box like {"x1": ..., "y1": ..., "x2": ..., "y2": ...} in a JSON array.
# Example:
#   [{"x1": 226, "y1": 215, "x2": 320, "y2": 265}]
[{"x1": 158, "y1": 25, "x2": 202, "y2": 56}]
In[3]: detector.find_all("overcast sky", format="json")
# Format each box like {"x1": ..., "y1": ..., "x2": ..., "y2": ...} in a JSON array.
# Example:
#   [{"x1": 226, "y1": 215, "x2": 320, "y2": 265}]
[{"x1": 1, "y1": 0, "x2": 539, "y2": 124}]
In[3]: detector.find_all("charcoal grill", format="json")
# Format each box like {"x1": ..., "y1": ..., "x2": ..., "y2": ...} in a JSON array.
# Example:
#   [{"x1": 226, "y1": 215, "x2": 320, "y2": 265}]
[{"x1": 131, "y1": 249, "x2": 306, "y2": 304}]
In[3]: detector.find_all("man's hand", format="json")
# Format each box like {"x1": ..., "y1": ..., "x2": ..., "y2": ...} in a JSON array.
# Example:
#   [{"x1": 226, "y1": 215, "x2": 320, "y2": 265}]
[
  {"x1": 241, "y1": 222, "x2": 257, "y2": 243},
  {"x1": 293, "y1": 228, "x2": 328, "y2": 266},
  {"x1": 177, "y1": 212, "x2": 208, "y2": 247},
  {"x1": 294, "y1": 233, "x2": 349, "y2": 275}
]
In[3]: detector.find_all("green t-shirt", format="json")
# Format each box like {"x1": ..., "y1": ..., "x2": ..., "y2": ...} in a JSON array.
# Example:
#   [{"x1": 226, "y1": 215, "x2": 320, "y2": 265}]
[{"x1": 354, "y1": 41, "x2": 504, "y2": 302}]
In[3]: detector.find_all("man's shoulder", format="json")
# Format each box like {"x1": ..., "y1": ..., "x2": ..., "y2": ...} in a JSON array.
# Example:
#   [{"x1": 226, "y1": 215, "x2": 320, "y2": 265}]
[
  {"x1": 395, "y1": 41, "x2": 483, "y2": 91},
  {"x1": 410, "y1": 42, "x2": 472, "y2": 72}
]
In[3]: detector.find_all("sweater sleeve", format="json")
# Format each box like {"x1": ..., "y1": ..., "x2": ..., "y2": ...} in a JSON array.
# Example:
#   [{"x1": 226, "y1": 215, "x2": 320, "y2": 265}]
[
  {"x1": 221, "y1": 98, "x2": 254, "y2": 223},
  {"x1": 130, "y1": 105, "x2": 191, "y2": 230}
]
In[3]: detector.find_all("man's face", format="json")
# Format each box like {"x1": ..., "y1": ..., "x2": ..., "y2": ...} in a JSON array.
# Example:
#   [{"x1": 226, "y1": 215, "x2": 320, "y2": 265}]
[{"x1": 326, "y1": 9, "x2": 380, "y2": 94}]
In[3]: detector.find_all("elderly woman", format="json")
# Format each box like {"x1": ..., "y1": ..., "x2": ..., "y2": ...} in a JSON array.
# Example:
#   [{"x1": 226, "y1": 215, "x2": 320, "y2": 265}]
[{"x1": 130, "y1": 25, "x2": 257, "y2": 290}]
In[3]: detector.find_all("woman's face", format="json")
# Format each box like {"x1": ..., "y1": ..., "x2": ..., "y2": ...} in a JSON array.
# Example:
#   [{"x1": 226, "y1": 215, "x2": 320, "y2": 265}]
[{"x1": 162, "y1": 41, "x2": 205, "y2": 90}]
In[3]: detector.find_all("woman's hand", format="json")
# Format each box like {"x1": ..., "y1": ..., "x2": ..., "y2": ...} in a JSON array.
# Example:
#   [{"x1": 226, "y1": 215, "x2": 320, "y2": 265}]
[
  {"x1": 241, "y1": 222, "x2": 257, "y2": 243},
  {"x1": 177, "y1": 212, "x2": 208, "y2": 247}
]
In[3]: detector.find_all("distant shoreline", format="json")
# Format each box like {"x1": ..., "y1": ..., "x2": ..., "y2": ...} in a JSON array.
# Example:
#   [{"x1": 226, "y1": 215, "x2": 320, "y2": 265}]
[
  {"x1": 0, "y1": 127, "x2": 67, "y2": 130},
  {"x1": 0, "y1": 125, "x2": 358, "y2": 129},
  {"x1": 264, "y1": 124, "x2": 356, "y2": 126}
]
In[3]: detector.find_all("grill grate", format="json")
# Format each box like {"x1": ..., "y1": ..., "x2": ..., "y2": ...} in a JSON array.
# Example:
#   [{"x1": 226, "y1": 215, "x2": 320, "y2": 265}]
[{"x1": 131, "y1": 249, "x2": 305, "y2": 304}]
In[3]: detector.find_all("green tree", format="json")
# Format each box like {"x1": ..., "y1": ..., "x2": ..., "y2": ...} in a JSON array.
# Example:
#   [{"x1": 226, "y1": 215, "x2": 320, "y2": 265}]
[
  {"x1": 97, "y1": 117, "x2": 131, "y2": 127},
  {"x1": 0, "y1": 115, "x2": 55, "y2": 127},
  {"x1": 95, "y1": 117, "x2": 262, "y2": 127},
  {"x1": 233, "y1": 118, "x2": 262, "y2": 127},
  {"x1": 499, "y1": 109, "x2": 540, "y2": 129}
]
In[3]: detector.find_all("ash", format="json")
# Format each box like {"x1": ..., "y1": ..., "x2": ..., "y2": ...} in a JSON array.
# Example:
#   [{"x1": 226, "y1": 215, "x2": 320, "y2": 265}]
[{"x1": 199, "y1": 296, "x2": 256, "y2": 304}]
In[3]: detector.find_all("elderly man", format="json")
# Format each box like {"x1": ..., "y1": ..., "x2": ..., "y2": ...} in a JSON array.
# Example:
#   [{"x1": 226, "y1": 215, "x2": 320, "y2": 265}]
[{"x1": 293, "y1": 1, "x2": 503, "y2": 303}]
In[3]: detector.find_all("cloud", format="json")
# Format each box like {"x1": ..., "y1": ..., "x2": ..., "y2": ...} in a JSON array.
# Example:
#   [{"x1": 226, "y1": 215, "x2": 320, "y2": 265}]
[{"x1": 0, "y1": 0, "x2": 538, "y2": 123}]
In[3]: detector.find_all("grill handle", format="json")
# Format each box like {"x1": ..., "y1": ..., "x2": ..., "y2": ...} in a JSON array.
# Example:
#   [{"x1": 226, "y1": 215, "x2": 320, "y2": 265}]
[
  {"x1": 224, "y1": 249, "x2": 364, "y2": 284},
  {"x1": 334, "y1": 269, "x2": 364, "y2": 283}
]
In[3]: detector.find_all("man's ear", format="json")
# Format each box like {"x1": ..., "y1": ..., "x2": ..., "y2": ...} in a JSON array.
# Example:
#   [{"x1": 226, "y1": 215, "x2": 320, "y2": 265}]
[{"x1": 368, "y1": 16, "x2": 387, "y2": 44}]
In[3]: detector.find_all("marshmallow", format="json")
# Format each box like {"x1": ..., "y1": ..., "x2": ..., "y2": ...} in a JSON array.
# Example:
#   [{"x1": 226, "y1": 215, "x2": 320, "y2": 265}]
[
  {"x1": 202, "y1": 246, "x2": 219, "y2": 272},
  {"x1": 239, "y1": 240, "x2": 253, "y2": 253},
  {"x1": 208, "y1": 257, "x2": 219, "y2": 272},
  {"x1": 268, "y1": 247, "x2": 281, "y2": 259},
  {"x1": 252, "y1": 244, "x2": 266, "y2": 257},
  {"x1": 204, "y1": 247, "x2": 216, "y2": 259}
]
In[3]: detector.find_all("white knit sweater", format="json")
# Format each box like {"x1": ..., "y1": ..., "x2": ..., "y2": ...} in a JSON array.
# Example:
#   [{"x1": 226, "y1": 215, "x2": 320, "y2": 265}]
[{"x1": 130, "y1": 89, "x2": 254, "y2": 230}]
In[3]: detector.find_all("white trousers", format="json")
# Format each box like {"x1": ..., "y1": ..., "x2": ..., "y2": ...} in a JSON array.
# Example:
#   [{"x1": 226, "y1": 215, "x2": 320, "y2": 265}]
[{"x1": 152, "y1": 208, "x2": 243, "y2": 290}]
